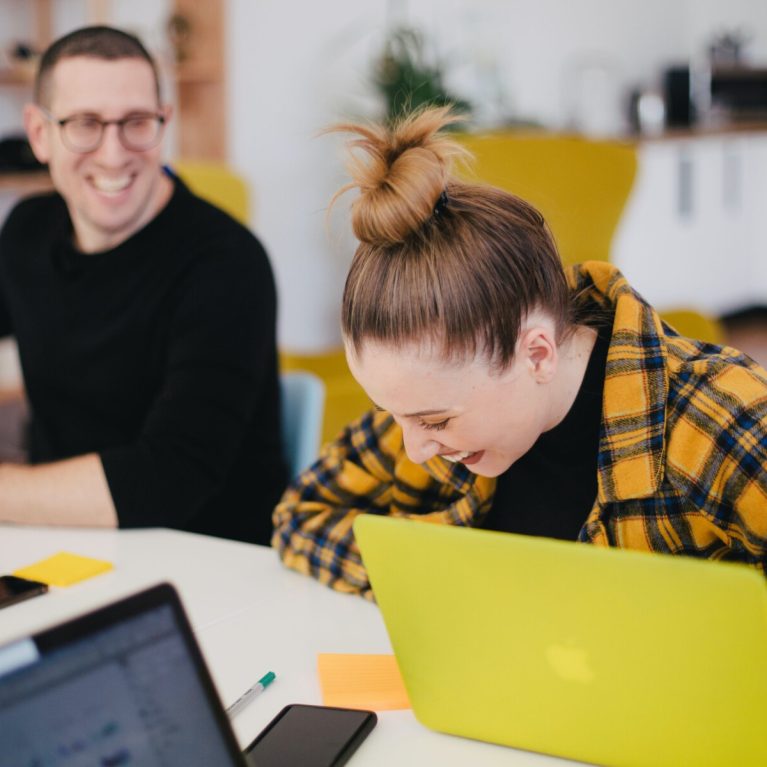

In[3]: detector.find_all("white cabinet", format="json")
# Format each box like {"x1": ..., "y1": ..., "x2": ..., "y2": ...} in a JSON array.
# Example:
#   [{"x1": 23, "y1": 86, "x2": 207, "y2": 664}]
[{"x1": 613, "y1": 131, "x2": 767, "y2": 316}]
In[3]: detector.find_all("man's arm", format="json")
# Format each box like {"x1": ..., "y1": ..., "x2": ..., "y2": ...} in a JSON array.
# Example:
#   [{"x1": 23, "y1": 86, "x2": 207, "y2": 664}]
[
  {"x1": 0, "y1": 202, "x2": 112, "y2": 526},
  {"x1": 0, "y1": 220, "x2": 281, "y2": 537},
  {"x1": 98, "y1": 236, "x2": 281, "y2": 537},
  {"x1": 0, "y1": 453, "x2": 117, "y2": 527}
]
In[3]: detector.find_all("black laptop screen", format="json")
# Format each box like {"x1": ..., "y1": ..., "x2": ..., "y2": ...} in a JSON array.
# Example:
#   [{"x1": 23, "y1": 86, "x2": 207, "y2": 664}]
[{"x1": 0, "y1": 595, "x2": 242, "y2": 767}]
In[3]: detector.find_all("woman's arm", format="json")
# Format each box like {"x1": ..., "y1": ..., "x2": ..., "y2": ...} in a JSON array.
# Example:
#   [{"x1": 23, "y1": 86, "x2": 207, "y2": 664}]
[
  {"x1": 273, "y1": 410, "x2": 406, "y2": 598},
  {"x1": 272, "y1": 409, "x2": 495, "y2": 598}
]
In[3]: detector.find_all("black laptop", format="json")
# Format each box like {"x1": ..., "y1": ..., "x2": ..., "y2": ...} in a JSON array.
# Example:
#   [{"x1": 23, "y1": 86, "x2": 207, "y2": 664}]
[{"x1": 0, "y1": 583, "x2": 248, "y2": 767}]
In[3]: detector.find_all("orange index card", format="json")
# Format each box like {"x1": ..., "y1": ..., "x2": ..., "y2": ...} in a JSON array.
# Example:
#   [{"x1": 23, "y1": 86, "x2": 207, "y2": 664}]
[
  {"x1": 317, "y1": 653, "x2": 411, "y2": 711},
  {"x1": 13, "y1": 551, "x2": 113, "y2": 587}
]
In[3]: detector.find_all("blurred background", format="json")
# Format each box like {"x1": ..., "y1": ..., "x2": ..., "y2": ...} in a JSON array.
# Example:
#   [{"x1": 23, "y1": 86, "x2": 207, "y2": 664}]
[{"x1": 0, "y1": 0, "x2": 766, "y2": 412}]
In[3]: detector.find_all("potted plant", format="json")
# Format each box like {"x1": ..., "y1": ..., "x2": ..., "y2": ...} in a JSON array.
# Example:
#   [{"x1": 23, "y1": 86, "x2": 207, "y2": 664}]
[{"x1": 374, "y1": 26, "x2": 471, "y2": 125}]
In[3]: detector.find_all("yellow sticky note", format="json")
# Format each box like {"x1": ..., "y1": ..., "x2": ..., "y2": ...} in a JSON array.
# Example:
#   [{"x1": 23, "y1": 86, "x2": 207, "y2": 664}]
[
  {"x1": 13, "y1": 551, "x2": 113, "y2": 587},
  {"x1": 317, "y1": 653, "x2": 411, "y2": 711}
]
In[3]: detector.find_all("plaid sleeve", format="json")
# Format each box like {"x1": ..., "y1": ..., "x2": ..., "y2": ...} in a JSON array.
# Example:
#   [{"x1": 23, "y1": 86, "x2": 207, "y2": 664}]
[
  {"x1": 272, "y1": 408, "x2": 495, "y2": 599},
  {"x1": 665, "y1": 353, "x2": 767, "y2": 568}
]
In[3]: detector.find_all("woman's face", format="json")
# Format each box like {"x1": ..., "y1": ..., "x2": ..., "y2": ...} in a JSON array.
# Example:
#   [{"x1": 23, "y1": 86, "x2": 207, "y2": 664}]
[{"x1": 346, "y1": 327, "x2": 560, "y2": 478}]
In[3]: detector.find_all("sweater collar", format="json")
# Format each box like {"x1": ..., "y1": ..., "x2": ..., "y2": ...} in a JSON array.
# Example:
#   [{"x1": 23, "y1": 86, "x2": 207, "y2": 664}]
[
  {"x1": 55, "y1": 170, "x2": 187, "y2": 262},
  {"x1": 567, "y1": 261, "x2": 669, "y2": 503}
]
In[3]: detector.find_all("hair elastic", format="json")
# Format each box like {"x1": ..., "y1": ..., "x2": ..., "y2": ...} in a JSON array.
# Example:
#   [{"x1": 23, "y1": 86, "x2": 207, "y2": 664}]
[{"x1": 433, "y1": 190, "x2": 449, "y2": 217}]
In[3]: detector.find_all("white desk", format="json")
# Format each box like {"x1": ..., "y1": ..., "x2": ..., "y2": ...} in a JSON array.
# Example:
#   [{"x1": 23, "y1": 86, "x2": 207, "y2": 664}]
[{"x1": 0, "y1": 526, "x2": 569, "y2": 766}]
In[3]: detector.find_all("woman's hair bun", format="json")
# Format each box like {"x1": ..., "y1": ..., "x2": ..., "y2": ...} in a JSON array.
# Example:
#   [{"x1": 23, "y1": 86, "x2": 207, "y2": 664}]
[{"x1": 331, "y1": 106, "x2": 468, "y2": 246}]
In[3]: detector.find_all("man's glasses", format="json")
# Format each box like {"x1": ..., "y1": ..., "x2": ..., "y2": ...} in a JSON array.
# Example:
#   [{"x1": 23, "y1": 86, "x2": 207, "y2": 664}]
[{"x1": 38, "y1": 107, "x2": 166, "y2": 153}]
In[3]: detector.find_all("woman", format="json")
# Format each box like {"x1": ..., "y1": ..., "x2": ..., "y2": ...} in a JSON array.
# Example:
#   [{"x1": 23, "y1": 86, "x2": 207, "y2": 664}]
[{"x1": 273, "y1": 106, "x2": 767, "y2": 599}]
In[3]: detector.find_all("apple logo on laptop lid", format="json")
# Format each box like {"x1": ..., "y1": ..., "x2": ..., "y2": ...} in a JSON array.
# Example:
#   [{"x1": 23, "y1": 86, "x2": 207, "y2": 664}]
[{"x1": 545, "y1": 640, "x2": 595, "y2": 684}]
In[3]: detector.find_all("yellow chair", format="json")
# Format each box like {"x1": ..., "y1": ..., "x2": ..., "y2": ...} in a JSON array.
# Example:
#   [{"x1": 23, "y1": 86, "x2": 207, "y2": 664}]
[
  {"x1": 282, "y1": 134, "x2": 723, "y2": 453},
  {"x1": 283, "y1": 134, "x2": 639, "y2": 449},
  {"x1": 172, "y1": 160, "x2": 250, "y2": 226},
  {"x1": 457, "y1": 132, "x2": 723, "y2": 344},
  {"x1": 659, "y1": 309, "x2": 725, "y2": 345},
  {"x1": 457, "y1": 132, "x2": 637, "y2": 265}
]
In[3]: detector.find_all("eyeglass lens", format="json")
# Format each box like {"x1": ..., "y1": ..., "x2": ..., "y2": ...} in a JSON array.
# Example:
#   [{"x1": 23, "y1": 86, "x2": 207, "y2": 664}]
[{"x1": 62, "y1": 115, "x2": 164, "y2": 152}]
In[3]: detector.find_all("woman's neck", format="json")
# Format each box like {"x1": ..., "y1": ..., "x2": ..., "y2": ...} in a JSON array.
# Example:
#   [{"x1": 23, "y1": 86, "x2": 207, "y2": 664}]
[{"x1": 545, "y1": 325, "x2": 599, "y2": 431}]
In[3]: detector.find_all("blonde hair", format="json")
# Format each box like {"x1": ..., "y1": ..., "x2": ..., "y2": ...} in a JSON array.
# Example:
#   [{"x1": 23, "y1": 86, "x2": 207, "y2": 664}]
[{"x1": 333, "y1": 106, "x2": 572, "y2": 369}]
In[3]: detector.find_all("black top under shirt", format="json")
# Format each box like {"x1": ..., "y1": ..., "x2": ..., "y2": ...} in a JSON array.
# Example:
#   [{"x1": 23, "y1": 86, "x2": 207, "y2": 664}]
[
  {"x1": 0, "y1": 173, "x2": 287, "y2": 544},
  {"x1": 480, "y1": 322, "x2": 610, "y2": 540}
]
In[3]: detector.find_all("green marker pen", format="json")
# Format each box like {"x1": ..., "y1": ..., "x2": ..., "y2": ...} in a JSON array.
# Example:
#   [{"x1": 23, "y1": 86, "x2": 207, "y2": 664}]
[{"x1": 226, "y1": 671, "x2": 276, "y2": 718}]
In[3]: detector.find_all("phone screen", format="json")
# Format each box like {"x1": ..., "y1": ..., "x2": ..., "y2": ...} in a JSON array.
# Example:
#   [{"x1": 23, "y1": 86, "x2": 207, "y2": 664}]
[
  {"x1": 0, "y1": 575, "x2": 48, "y2": 610},
  {"x1": 243, "y1": 704, "x2": 376, "y2": 767}
]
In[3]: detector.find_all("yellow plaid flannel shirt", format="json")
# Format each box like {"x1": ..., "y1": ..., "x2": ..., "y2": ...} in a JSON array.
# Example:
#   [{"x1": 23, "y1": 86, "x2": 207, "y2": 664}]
[{"x1": 273, "y1": 262, "x2": 767, "y2": 599}]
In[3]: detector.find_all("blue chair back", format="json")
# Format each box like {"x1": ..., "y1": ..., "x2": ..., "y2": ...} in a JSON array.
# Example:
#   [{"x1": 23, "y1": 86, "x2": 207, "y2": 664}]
[{"x1": 280, "y1": 371, "x2": 325, "y2": 479}]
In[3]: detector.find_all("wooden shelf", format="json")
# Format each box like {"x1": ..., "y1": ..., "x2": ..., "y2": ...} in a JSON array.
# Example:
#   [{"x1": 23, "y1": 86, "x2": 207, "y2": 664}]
[
  {"x1": 173, "y1": 63, "x2": 224, "y2": 85},
  {"x1": 0, "y1": 0, "x2": 228, "y2": 202},
  {"x1": 171, "y1": 0, "x2": 226, "y2": 161},
  {"x1": 0, "y1": 67, "x2": 36, "y2": 86},
  {"x1": 0, "y1": 172, "x2": 53, "y2": 195},
  {"x1": 635, "y1": 120, "x2": 767, "y2": 143}
]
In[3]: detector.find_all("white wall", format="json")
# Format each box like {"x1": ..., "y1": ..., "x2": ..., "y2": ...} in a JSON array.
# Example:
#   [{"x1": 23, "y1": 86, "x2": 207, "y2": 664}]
[
  {"x1": 226, "y1": 0, "x2": 767, "y2": 351},
  {"x1": 228, "y1": 1, "x2": 389, "y2": 352},
  {"x1": 403, "y1": 0, "x2": 687, "y2": 132},
  {"x1": 2, "y1": 0, "x2": 766, "y2": 351},
  {"x1": 681, "y1": 0, "x2": 767, "y2": 62}
]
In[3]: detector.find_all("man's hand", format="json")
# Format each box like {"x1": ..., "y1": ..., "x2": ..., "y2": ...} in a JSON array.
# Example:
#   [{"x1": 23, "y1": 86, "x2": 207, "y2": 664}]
[{"x1": 0, "y1": 453, "x2": 118, "y2": 527}]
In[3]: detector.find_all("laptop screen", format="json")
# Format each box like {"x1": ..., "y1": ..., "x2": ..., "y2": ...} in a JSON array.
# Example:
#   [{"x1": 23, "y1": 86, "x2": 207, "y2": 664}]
[{"x1": 0, "y1": 585, "x2": 244, "y2": 767}]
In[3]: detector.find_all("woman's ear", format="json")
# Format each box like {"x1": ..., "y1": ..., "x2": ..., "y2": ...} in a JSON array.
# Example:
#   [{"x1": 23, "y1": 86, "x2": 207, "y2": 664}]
[
  {"x1": 520, "y1": 326, "x2": 558, "y2": 384},
  {"x1": 23, "y1": 104, "x2": 51, "y2": 164}
]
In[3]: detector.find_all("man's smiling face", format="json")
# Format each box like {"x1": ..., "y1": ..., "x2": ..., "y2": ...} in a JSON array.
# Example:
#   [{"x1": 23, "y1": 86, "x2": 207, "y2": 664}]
[{"x1": 26, "y1": 55, "x2": 171, "y2": 253}]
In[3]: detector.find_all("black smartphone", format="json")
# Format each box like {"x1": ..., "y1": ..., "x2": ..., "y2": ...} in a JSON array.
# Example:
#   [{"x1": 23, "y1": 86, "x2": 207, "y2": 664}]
[
  {"x1": 0, "y1": 575, "x2": 48, "y2": 609},
  {"x1": 243, "y1": 704, "x2": 376, "y2": 767}
]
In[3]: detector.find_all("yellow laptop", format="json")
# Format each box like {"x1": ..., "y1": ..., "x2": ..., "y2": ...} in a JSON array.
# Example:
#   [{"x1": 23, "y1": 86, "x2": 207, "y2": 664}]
[{"x1": 353, "y1": 515, "x2": 767, "y2": 767}]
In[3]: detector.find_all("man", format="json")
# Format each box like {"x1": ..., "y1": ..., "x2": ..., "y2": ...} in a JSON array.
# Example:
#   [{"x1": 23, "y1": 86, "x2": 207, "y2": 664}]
[{"x1": 0, "y1": 26, "x2": 286, "y2": 543}]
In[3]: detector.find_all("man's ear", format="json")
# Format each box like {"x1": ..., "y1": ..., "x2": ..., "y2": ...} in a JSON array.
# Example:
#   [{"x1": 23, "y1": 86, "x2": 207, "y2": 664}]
[
  {"x1": 520, "y1": 326, "x2": 558, "y2": 384},
  {"x1": 161, "y1": 102, "x2": 174, "y2": 125},
  {"x1": 23, "y1": 104, "x2": 51, "y2": 164}
]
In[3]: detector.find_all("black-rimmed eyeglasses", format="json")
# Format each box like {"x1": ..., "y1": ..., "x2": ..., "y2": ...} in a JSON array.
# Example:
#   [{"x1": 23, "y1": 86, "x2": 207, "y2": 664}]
[{"x1": 38, "y1": 107, "x2": 166, "y2": 153}]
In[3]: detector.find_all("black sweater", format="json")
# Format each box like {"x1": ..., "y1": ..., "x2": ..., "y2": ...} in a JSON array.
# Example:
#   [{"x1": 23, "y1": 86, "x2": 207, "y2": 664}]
[
  {"x1": 481, "y1": 323, "x2": 610, "y2": 540},
  {"x1": 0, "y1": 175, "x2": 286, "y2": 544}
]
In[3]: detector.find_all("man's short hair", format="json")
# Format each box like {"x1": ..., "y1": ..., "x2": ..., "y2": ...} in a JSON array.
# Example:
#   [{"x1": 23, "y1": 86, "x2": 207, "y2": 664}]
[{"x1": 35, "y1": 25, "x2": 161, "y2": 107}]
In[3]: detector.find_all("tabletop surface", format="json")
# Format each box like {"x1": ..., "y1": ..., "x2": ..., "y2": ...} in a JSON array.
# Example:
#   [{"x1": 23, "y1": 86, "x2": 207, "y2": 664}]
[{"x1": 0, "y1": 525, "x2": 574, "y2": 766}]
